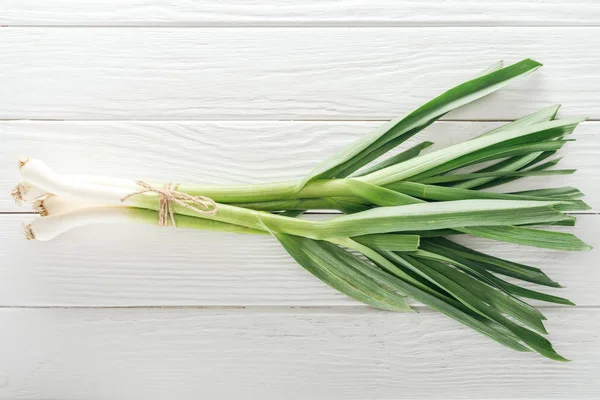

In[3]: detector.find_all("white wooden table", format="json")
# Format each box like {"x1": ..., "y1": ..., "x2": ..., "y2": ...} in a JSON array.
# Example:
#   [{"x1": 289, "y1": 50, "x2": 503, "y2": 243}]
[{"x1": 1, "y1": 1, "x2": 599, "y2": 399}]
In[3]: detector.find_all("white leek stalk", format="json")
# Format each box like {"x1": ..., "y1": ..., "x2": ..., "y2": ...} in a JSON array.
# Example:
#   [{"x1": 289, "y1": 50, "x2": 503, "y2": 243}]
[
  {"x1": 25, "y1": 198, "x2": 265, "y2": 241},
  {"x1": 25, "y1": 206, "x2": 135, "y2": 241},
  {"x1": 32, "y1": 195, "x2": 90, "y2": 216},
  {"x1": 10, "y1": 181, "x2": 48, "y2": 205},
  {"x1": 20, "y1": 157, "x2": 138, "y2": 204}
]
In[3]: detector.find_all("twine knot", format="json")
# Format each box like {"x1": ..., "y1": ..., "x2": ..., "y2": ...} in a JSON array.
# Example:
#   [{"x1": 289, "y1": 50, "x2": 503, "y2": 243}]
[{"x1": 121, "y1": 181, "x2": 218, "y2": 227}]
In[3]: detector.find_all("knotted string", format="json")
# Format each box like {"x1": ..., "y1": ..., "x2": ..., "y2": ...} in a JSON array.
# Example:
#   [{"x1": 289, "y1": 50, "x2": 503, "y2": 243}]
[{"x1": 120, "y1": 181, "x2": 218, "y2": 227}]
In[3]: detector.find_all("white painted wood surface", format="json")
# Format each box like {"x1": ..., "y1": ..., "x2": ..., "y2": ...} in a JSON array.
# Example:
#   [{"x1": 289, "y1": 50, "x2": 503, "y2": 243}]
[
  {"x1": 0, "y1": 1, "x2": 597, "y2": 26},
  {"x1": 1, "y1": 1, "x2": 599, "y2": 398},
  {"x1": 1, "y1": 28, "x2": 600, "y2": 120},
  {"x1": 0, "y1": 308, "x2": 598, "y2": 400}
]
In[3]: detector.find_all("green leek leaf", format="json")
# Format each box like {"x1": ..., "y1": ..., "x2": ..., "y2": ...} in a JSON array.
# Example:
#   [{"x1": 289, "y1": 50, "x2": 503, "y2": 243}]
[
  {"x1": 419, "y1": 240, "x2": 574, "y2": 306},
  {"x1": 510, "y1": 186, "x2": 584, "y2": 199},
  {"x1": 427, "y1": 238, "x2": 561, "y2": 287},
  {"x1": 302, "y1": 59, "x2": 543, "y2": 185},
  {"x1": 408, "y1": 250, "x2": 548, "y2": 333},
  {"x1": 418, "y1": 169, "x2": 575, "y2": 185},
  {"x1": 311, "y1": 200, "x2": 569, "y2": 239},
  {"x1": 353, "y1": 233, "x2": 421, "y2": 251},
  {"x1": 458, "y1": 225, "x2": 592, "y2": 251},
  {"x1": 274, "y1": 232, "x2": 412, "y2": 312},
  {"x1": 388, "y1": 181, "x2": 589, "y2": 211},
  {"x1": 353, "y1": 141, "x2": 434, "y2": 177},
  {"x1": 398, "y1": 254, "x2": 568, "y2": 361},
  {"x1": 341, "y1": 240, "x2": 532, "y2": 353},
  {"x1": 363, "y1": 118, "x2": 582, "y2": 186}
]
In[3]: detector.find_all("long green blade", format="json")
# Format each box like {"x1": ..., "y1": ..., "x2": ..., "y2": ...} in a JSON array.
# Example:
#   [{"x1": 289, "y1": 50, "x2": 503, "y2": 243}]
[
  {"x1": 474, "y1": 105, "x2": 560, "y2": 139},
  {"x1": 453, "y1": 105, "x2": 560, "y2": 188},
  {"x1": 422, "y1": 241, "x2": 568, "y2": 304},
  {"x1": 491, "y1": 281, "x2": 575, "y2": 306},
  {"x1": 458, "y1": 226, "x2": 592, "y2": 251},
  {"x1": 353, "y1": 141, "x2": 434, "y2": 177},
  {"x1": 360, "y1": 118, "x2": 582, "y2": 186},
  {"x1": 378, "y1": 251, "x2": 533, "y2": 353},
  {"x1": 274, "y1": 232, "x2": 412, "y2": 312},
  {"x1": 474, "y1": 155, "x2": 566, "y2": 190},
  {"x1": 311, "y1": 200, "x2": 569, "y2": 239},
  {"x1": 301, "y1": 59, "x2": 543, "y2": 185},
  {"x1": 510, "y1": 186, "x2": 584, "y2": 199},
  {"x1": 388, "y1": 181, "x2": 589, "y2": 211},
  {"x1": 343, "y1": 62, "x2": 506, "y2": 181},
  {"x1": 461, "y1": 150, "x2": 559, "y2": 187},
  {"x1": 335, "y1": 123, "x2": 438, "y2": 179},
  {"x1": 428, "y1": 237, "x2": 561, "y2": 287},
  {"x1": 329, "y1": 198, "x2": 372, "y2": 214},
  {"x1": 345, "y1": 179, "x2": 423, "y2": 206},
  {"x1": 452, "y1": 153, "x2": 543, "y2": 189},
  {"x1": 238, "y1": 198, "x2": 363, "y2": 212},
  {"x1": 409, "y1": 250, "x2": 548, "y2": 334},
  {"x1": 406, "y1": 141, "x2": 569, "y2": 182},
  {"x1": 413, "y1": 248, "x2": 551, "y2": 326},
  {"x1": 353, "y1": 234, "x2": 421, "y2": 251},
  {"x1": 341, "y1": 240, "x2": 531, "y2": 352},
  {"x1": 419, "y1": 240, "x2": 574, "y2": 306},
  {"x1": 399, "y1": 255, "x2": 567, "y2": 361},
  {"x1": 418, "y1": 169, "x2": 575, "y2": 184}
]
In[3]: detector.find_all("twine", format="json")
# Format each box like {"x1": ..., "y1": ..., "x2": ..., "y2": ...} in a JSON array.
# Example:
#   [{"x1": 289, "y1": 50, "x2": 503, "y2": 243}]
[{"x1": 120, "y1": 181, "x2": 218, "y2": 227}]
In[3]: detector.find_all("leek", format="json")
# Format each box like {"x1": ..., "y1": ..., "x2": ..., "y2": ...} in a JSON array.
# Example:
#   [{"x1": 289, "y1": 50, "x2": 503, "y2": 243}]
[{"x1": 12, "y1": 58, "x2": 592, "y2": 361}]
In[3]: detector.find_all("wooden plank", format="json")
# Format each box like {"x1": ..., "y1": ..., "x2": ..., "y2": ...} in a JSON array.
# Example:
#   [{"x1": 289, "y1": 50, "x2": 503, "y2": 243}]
[
  {"x1": 0, "y1": 213, "x2": 596, "y2": 307},
  {"x1": 2, "y1": 120, "x2": 597, "y2": 211},
  {"x1": 0, "y1": 307, "x2": 597, "y2": 399},
  {"x1": 0, "y1": 1, "x2": 597, "y2": 26},
  {"x1": 1, "y1": 28, "x2": 599, "y2": 120}
]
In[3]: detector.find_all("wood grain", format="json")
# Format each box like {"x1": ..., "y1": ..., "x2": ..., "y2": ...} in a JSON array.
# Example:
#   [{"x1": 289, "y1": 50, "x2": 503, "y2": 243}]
[
  {"x1": 0, "y1": 1, "x2": 596, "y2": 26},
  {"x1": 1, "y1": 3, "x2": 599, "y2": 398},
  {"x1": 0, "y1": 307, "x2": 597, "y2": 399},
  {"x1": 2, "y1": 120, "x2": 598, "y2": 211},
  {"x1": 1, "y1": 28, "x2": 599, "y2": 120},
  {"x1": 0, "y1": 213, "x2": 596, "y2": 307}
]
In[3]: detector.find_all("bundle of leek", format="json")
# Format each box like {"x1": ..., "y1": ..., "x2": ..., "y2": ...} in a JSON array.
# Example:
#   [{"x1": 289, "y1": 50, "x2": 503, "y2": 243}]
[{"x1": 12, "y1": 59, "x2": 591, "y2": 361}]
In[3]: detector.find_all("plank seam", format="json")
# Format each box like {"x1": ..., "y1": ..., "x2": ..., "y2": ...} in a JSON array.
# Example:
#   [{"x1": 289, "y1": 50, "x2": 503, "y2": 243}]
[
  {"x1": 0, "y1": 305, "x2": 596, "y2": 310},
  {"x1": 2, "y1": 24, "x2": 600, "y2": 28},
  {"x1": 2, "y1": 118, "x2": 600, "y2": 122}
]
